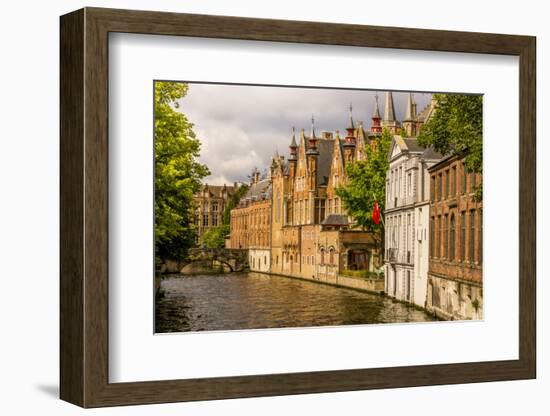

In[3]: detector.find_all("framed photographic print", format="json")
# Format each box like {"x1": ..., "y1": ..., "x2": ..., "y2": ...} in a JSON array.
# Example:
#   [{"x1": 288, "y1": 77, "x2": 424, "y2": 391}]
[{"x1": 60, "y1": 7, "x2": 536, "y2": 408}]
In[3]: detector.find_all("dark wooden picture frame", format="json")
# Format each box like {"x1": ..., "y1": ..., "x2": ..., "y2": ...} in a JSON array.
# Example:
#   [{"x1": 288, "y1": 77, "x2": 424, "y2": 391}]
[{"x1": 60, "y1": 7, "x2": 536, "y2": 408}]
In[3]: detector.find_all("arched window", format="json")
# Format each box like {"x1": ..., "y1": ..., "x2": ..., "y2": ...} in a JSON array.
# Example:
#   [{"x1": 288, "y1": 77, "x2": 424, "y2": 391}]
[
  {"x1": 320, "y1": 248, "x2": 325, "y2": 265},
  {"x1": 329, "y1": 248, "x2": 335, "y2": 265},
  {"x1": 449, "y1": 214, "x2": 456, "y2": 261}
]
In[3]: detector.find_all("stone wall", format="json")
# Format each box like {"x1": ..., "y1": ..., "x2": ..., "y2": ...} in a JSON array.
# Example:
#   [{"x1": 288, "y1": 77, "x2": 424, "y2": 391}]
[{"x1": 426, "y1": 272, "x2": 483, "y2": 320}]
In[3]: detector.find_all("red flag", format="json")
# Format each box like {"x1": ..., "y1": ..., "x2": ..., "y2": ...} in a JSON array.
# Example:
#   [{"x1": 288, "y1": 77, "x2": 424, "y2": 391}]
[{"x1": 372, "y1": 201, "x2": 381, "y2": 224}]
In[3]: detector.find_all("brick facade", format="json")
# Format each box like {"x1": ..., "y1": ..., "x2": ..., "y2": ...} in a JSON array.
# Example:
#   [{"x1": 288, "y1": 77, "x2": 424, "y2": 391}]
[
  {"x1": 427, "y1": 154, "x2": 483, "y2": 320},
  {"x1": 193, "y1": 183, "x2": 237, "y2": 243}
]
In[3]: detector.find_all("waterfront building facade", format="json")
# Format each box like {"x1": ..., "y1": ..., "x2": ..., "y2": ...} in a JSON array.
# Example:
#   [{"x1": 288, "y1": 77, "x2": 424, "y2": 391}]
[
  {"x1": 384, "y1": 137, "x2": 442, "y2": 307},
  {"x1": 426, "y1": 154, "x2": 483, "y2": 320},
  {"x1": 194, "y1": 183, "x2": 238, "y2": 243},
  {"x1": 229, "y1": 170, "x2": 272, "y2": 272},
  {"x1": 384, "y1": 93, "x2": 440, "y2": 308},
  {"x1": 266, "y1": 103, "x2": 384, "y2": 285}
]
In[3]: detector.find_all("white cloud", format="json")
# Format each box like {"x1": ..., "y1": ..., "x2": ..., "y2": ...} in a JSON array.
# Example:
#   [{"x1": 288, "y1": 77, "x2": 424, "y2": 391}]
[{"x1": 177, "y1": 83, "x2": 433, "y2": 185}]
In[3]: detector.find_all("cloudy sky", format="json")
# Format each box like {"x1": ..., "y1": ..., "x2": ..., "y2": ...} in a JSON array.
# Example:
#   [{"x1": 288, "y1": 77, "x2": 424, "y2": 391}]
[{"x1": 176, "y1": 83, "x2": 432, "y2": 186}]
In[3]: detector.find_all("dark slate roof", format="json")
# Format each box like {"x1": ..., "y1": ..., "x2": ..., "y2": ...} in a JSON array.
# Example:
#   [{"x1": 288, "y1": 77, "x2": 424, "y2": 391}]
[
  {"x1": 321, "y1": 214, "x2": 349, "y2": 226},
  {"x1": 315, "y1": 139, "x2": 334, "y2": 186},
  {"x1": 421, "y1": 146, "x2": 444, "y2": 161},
  {"x1": 403, "y1": 138, "x2": 425, "y2": 153},
  {"x1": 242, "y1": 178, "x2": 271, "y2": 202}
]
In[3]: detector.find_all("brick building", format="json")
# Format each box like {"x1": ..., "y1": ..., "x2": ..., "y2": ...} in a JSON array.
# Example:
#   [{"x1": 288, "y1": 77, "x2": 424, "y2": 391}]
[
  {"x1": 229, "y1": 170, "x2": 272, "y2": 272},
  {"x1": 426, "y1": 153, "x2": 483, "y2": 320},
  {"x1": 193, "y1": 183, "x2": 238, "y2": 243},
  {"x1": 260, "y1": 96, "x2": 394, "y2": 282}
]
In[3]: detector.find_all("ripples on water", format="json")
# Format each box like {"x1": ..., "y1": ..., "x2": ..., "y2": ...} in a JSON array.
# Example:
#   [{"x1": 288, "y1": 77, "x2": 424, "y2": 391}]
[{"x1": 155, "y1": 272, "x2": 435, "y2": 333}]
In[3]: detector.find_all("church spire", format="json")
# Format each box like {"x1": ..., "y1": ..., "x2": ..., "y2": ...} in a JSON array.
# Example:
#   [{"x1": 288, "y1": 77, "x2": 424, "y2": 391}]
[
  {"x1": 383, "y1": 91, "x2": 396, "y2": 121},
  {"x1": 404, "y1": 92, "x2": 416, "y2": 121}
]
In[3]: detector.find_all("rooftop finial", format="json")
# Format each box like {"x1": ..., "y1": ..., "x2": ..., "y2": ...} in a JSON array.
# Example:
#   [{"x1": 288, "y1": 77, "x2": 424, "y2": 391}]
[
  {"x1": 347, "y1": 103, "x2": 355, "y2": 130},
  {"x1": 372, "y1": 92, "x2": 381, "y2": 119},
  {"x1": 310, "y1": 114, "x2": 316, "y2": 139}
]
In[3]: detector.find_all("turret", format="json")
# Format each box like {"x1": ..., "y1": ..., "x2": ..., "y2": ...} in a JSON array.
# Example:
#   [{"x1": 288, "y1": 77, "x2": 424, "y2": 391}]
[
  {"x1": 370, "y1": 92, "x2": 382, "y2": 136},
  {"x1": 343, "y1": 104, "x2": 356, "y2": 164},
  {"x1": 307, "y1": 115, "x2": 319, "y2": 152},
  {"x1": 306, "y1": 116, "x2": 319, "y2": 190},
  {"x1": 288, "y1": 126, "x2": 298, "y2": 178}
]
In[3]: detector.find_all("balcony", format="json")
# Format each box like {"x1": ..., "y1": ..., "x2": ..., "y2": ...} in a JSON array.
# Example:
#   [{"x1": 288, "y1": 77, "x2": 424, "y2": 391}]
[
  {"x1": 386, "y1": 248, "x2": 412, "y2": 265},
  {"x1": 387, "y1": 248, "x2": 398, "y2": 263}
]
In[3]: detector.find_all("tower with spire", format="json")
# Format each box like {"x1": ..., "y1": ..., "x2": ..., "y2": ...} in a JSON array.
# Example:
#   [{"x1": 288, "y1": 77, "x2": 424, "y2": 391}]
[
  {"x1": 381, "y1": 91, "x2": 400, "y2": 134},
  {"x1": 402, "y1": 92, "x2": 418, "y2": 136},
  {"x1": 306, "y1": 116, "x2": 319, "y2": 190},
  {"x1": 343, "y1": 104, "x2": 356, "y2": 164},
  {"x1": 370, "y1": 92, "x2": 382, "y2": 136},
  {"x1": 288, "y1": 126, "x2": 298, "y2": 178}
]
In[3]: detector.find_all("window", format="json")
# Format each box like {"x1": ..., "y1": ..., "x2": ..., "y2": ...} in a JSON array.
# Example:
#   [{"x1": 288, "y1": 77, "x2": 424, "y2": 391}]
[
  {"x1": 461, "y1": 212, "x2": 466, "y2": 261},
  {"x1": 452, "y1": 166, "x2": 457, "y2": 195},
  {"x1": 449, "y1": 214, "x2": 456, "y2": 261},
  {"x1": 212, "y1": 203, "x2": 218, "y2": 212},
  {"x1": 469, "y1": 210, "x2": 476, "y2": 262},
  {"x1": 202, "y1": 215, "x2": 209, "y2": 227},
  {"x1": 438, "y1": 174, "x2": 442, "y2": 201},
  {"x1": 264, "y1": 256, "x2": 267, "y2": 265},
  {"x1": 212, "y1": 215, "x2": 218, "y2": 226},
  {"x1": 407, "y1": 173, "x2": 411, "y2": 196},
  {"x1": 430, "y1": 217, "x2": 435, "y2": 257},
  {"x1": 445, "y1": 170, "x2": 450, "y2": 198},
  {"x1": 431, "y1": 176, "x2": 435, "y2": 200},
  {"x1": 470, "y1": 170, "x2": 477, "y2": 191},
  {"x1": 320, "y1": 249, "x2": 325, "y2": 265},
  {"x1": 438, "y1": 215, "x2": 443, "y2": 258},
  {"x1": 329, "y1": 248, "x2": 335, "y2": 265},
  {"x1": 461, "y1": 163, "x2": 467, "y2": 194},
  {"x1": 312, "y1": 256, "x2": 315, "y2": 265},
  {"x1": 443, "y1": 214, "x2": 448, "y2": 258}
]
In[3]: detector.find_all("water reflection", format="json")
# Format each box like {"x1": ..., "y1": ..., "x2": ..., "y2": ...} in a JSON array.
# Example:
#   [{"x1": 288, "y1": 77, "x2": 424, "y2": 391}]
[{"x1": 155, "y1": 272, "x2": 435, "y2": 333}]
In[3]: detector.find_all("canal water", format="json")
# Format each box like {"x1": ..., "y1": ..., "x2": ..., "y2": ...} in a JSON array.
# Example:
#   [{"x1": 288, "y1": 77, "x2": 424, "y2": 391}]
[{"x1": 155, "y1": 272, "x2": 435, "y2": 333}]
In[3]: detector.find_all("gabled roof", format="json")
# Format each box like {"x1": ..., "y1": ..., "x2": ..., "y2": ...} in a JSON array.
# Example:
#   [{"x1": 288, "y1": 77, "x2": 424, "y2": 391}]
[
  {"x1": 241, "y1": 178, "x2": 271, "y2": 203},
  {"x1": 389, "y1": 136, "x2": 427, "y2": 161},
  {"x1": 417, "y1": 98, "x2": 436, "y2": 123}
]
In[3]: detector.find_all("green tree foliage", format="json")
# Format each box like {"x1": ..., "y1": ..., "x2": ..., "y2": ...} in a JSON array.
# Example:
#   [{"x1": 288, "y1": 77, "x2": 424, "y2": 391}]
[
  {"x1": 336, "y1": 128, "x2": 393, "y2": 243},
  {"x1": 155, "y1": 81, "x2": 209, "y2": 262},
  {"x1": 418, "y1": 94, "x2": 483, "y2": 174},
  {"x1": 223, "y1": 184, "x2": 249, "y2": 225},
  {"x1": 199, "y1": 224, "x2": 230, "y2": 248}
]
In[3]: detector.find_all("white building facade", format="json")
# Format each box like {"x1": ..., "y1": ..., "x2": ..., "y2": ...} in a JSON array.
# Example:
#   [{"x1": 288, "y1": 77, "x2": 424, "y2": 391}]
[{"x1": 384, "y1": 136, "x2": 442, "y2": 308}]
